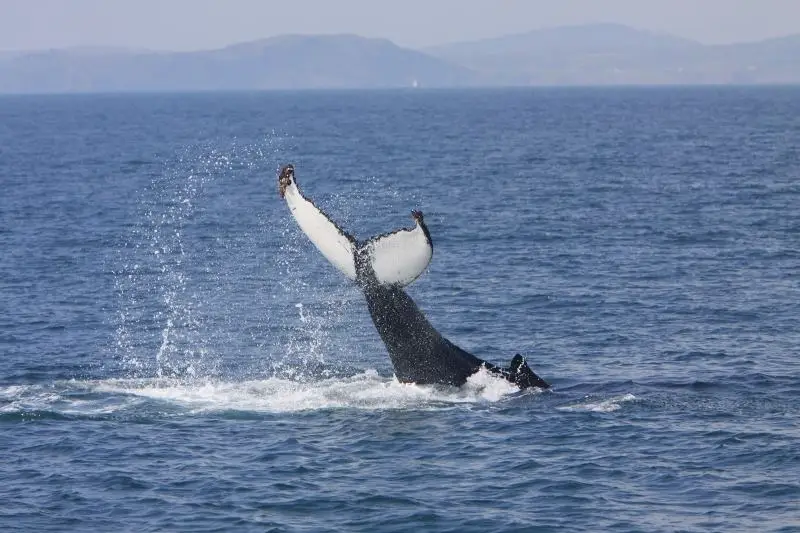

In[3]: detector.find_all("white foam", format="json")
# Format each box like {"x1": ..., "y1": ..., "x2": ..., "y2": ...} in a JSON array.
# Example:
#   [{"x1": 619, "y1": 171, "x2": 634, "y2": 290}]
[
  {"x1": 1, "y1": 368, "x2": 525, "y2": 417},
  {"x1": 463, "y1": 366, "x2": 523, "y2": 401},
  {"x1": 557, "y1": 393, "x2": 637, "y2": 413},
  {"x1": 0, "y1": 384, "x2": 30, "y2": 399},
  {"x1": 97, "y1": 368, "x2": 521, "y2": 413},
  {"x1": 0, "y1": 384, "x2": 62, "y2": 414}
]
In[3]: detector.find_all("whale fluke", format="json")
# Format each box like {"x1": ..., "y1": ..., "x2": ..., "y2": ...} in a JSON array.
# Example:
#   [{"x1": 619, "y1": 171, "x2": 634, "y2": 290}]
[
  {"x1": 279, "y1": 164, "x2": 358, "y2": 280},
  {"x1": 277, "y1": 164, "x2": 549, "y2": 390},
  {"x1": 279, "y1": 164, "x2": 432, "y2": 287},
  {"x1": 361, "y1": 209, "x2": 432, "y2": 287}
]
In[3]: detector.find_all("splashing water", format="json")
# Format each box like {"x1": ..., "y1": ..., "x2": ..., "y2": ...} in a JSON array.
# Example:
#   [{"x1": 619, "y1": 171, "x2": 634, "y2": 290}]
[
  {"x1": 113, "y1": 139, "x2": 287, "y2": 379},
  {"x1": 110, "y1": 136, "x2": 397, "y2": 386},
  {"x1": 108, "y1": 133, "x2": 476, "y2": 414},
  {"x1": 0, "y1": 367, "x2": 530, "y2": 418}
]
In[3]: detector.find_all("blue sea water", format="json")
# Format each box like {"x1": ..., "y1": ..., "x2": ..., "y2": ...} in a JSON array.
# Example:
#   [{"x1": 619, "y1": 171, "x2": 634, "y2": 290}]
[{"x1": 0, "y1": 87, "x2": 798, "y2": 532}]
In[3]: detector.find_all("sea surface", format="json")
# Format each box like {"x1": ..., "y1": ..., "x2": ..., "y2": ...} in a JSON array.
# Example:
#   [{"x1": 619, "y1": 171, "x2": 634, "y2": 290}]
[{"x1": 0, "y1": 87, "x2": 798, "y2": 532}]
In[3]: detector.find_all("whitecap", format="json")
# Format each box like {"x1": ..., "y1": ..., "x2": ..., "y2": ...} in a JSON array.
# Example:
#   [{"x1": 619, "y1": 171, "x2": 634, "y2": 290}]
[{"x1": 557, "y1": 393, "x2": 637, "y2": 413}]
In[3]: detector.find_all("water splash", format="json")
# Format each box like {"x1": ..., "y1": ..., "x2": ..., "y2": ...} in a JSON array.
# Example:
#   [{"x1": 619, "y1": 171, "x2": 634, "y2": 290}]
[
  {"x1": 0, "y1": 367, "x2": 524, "y2": 418},
  {"x1": 113, "y1": 137, "x2": 287, "y2": 379},
  {"x1": 111, "y1": 136, "x2": 423, "y2": 385}
]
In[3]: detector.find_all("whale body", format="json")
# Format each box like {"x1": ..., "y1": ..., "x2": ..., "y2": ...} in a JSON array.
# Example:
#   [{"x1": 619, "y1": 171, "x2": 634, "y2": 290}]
[{"x1": 278, "y1": 164, "x2": 549, "y2": 389}]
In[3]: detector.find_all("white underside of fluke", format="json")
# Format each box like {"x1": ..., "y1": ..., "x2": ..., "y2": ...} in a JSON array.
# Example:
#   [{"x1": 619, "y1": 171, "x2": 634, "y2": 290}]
[
  {"x1": 363, "y1": 224, "x2": 432, "y2": 286},
  {"x1": 283, "y1": 182, "x2": 357, "y2": 280},
  {"x1": 282, "y1": 181, "x2": 432, "y2": 287}
]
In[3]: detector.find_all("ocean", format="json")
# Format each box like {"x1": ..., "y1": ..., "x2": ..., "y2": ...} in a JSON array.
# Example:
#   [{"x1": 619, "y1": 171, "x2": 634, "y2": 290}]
[{"x1": 0, "y1": 87, "x2": 798, "y2": 532}]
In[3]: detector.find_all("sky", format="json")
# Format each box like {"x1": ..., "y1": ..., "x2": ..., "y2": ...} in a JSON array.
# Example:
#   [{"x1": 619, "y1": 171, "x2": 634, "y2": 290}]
[{"x1": 1, "y1": 0, "x2": 799, "y2": 52}]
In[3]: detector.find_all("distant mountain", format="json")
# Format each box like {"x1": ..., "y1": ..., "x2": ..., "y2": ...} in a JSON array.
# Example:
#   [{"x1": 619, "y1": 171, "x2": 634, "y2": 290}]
[
  {"x1": 2, "y1": 26, "x2": 799, "y2": 93},
  {"x1": 424, "y1": 23, "x2": 800, "y2": 85},
  {"x1": 427, "y1": 23, "x2": 698, "y2": 60},
  {"x1": 0, "y1": 34, "x2": 477, "y2": 93}
]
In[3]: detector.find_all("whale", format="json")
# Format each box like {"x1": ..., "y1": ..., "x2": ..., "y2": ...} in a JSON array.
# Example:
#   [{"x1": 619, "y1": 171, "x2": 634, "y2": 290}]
[{"x1": 278, "y1": 164, "x2": 549, "y2": 390}]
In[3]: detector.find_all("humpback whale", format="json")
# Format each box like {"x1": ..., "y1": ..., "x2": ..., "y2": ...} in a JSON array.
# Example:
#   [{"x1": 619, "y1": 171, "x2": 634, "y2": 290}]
[{"x1": 278, "y1": 164, "x2": 549, "y2": 390}]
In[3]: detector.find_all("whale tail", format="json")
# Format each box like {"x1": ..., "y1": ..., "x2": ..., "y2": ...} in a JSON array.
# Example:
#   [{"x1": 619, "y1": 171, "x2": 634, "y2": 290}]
[
  {"x1": 279, "y1": 164, "x2": 432, "y2": 287},
  {"x1": 278, "y1": 164, "x2": 550, "y2": 390}
]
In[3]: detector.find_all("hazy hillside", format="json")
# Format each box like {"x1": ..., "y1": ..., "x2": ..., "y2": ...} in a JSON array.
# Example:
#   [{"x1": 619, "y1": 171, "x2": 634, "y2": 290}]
[
  {"x1": 1, "y1": 25, "x2": 799, "y2": 93},
  {"x1": 425, "y1": 23, "x2": 800, "y2": 85},
  {"x1": 427, "y1": 23, "x2": 698, "y2": 61},
  {"x1": 0, "y1": 34, "x2": 477, "y2": 93}
]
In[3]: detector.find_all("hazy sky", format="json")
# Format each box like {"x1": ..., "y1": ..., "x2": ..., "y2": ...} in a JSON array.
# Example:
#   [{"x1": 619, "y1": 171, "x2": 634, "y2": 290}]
[{"x1": 2, "y1": 0, "x2": 799, "y2": 51}]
